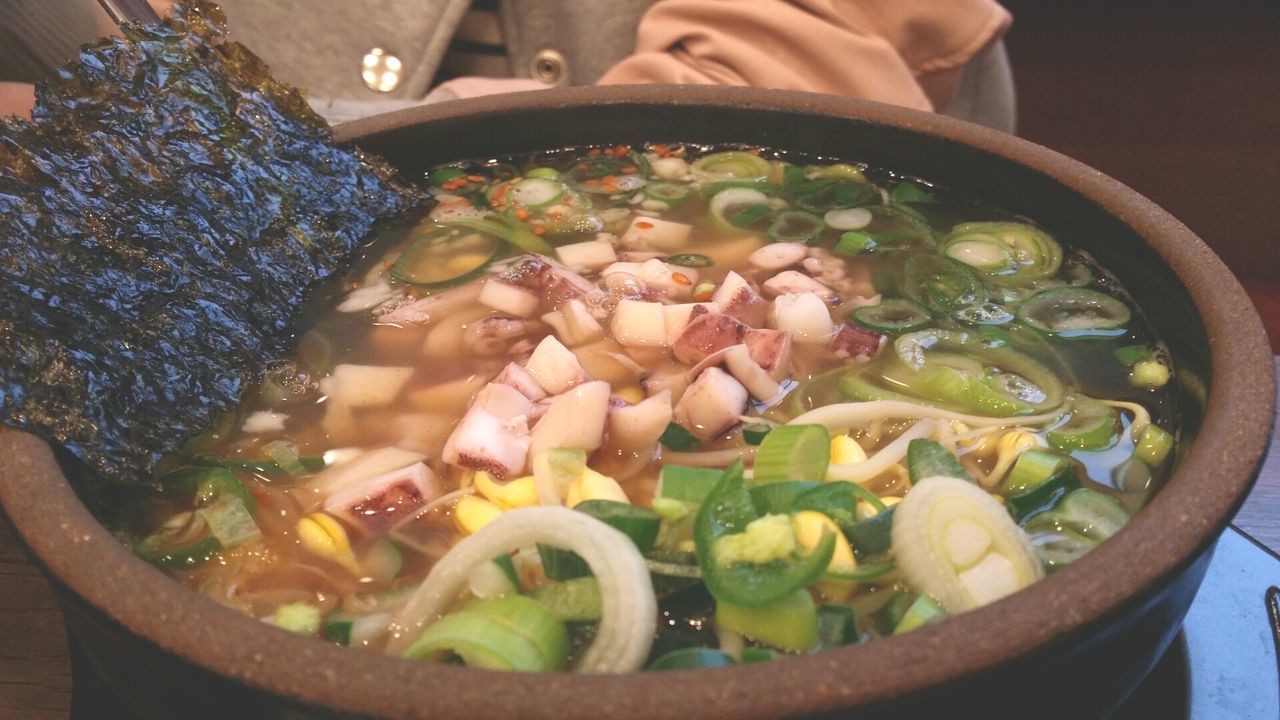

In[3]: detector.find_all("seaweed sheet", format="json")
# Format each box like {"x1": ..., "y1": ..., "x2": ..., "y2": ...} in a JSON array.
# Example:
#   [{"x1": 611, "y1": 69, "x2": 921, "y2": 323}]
[{"x1": 0, "y1": 3, "x2": 419, "y2": 484}]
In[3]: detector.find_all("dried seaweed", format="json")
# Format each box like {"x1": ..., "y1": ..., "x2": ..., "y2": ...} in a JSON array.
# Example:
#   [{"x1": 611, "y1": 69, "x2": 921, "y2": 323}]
[{"x1": 0, "y1": 2, "x2": 420, "y2": 484}]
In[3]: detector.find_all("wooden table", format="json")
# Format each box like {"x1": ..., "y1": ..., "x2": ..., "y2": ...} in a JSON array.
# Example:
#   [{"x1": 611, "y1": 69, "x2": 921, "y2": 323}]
[{"x1": 3, "y1": 371, "x2": 1278, "y2": 719}]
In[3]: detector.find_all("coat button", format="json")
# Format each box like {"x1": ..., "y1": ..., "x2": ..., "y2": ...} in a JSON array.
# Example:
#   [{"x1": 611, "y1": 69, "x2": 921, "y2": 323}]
[
  {"x1": 530, "y1": 49, "x2": 568, "y2": 85},
  {"x1": 361, "y1": 48, "x2": 402, "y2": 92}
]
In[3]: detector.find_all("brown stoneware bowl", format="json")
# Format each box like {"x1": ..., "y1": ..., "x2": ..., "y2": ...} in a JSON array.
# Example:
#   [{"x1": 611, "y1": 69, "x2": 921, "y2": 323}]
[{"x1": 1, "y1": 86, "x2": 1273, "y2": 719}]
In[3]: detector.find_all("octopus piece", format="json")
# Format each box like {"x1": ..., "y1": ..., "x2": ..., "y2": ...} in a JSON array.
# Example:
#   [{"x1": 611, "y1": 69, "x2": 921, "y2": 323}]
[
  {"x1": 762, "y1": 270, "x2": 836, "y2": 300},
  {"x1": 478, "y1": 278, "x2": 540, "y2": 318},
  {"x1": 607, "y1": 390, "x2": 674, "y2": 453},
  {"x1": 711, "y1": 271, "x2": 769, "y2": 328},
  {"x1": 529, "y1": 381, "x2": 612, "y2": 458},
  {"x1": 322, "y1": 462, "x2": 442, "y2": 538},
  {"x1": 642, "y1": 362, "x2": 690, "y2": 403},
  {"x1": 500, "y1": 253, "x2": 598, "y2": 306},
  {"x1": 673, "y1": 367, "x2": 750, "y2": 443},
  {"x1": 829, "y1": 322, "x2": 885, "y2": 360},
  {"x1": 743, "y1": 328, "x2": 794, "y2": 382},
  {"x1": 671, "y1": 310, "x2": 748, "y2": 365},
  {"x1": 442, "y1": 403, "x2": 531, "y2": 481},
  {"x1": 525, "y1": 335, "x2": 589, "y2": 395},
  {"x1": 493, "y1": 362, "x2": 548, "y2": 402},
  {"x1": 463, "y1": 315, "x2": 537, "y2": 357}
]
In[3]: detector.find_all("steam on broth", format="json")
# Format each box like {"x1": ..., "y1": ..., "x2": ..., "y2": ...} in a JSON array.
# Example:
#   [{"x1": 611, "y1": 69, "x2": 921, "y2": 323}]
[{"x1": 108, "y1": 144, "x2": 1177, "y2": 672}]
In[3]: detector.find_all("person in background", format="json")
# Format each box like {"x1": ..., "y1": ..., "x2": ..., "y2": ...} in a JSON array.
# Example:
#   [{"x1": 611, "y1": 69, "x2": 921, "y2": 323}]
[{"x1": 0, "y1": 0, "x2": 1014, "y2": 132}]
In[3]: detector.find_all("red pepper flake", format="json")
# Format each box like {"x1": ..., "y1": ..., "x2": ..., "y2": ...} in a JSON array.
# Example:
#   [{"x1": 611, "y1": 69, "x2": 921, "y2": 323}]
[
  {"x1": 532, "y1": 226, "x2": 546, "y2": 236},
  {"x1": 561, "y1": 195, "x2": 574, "y2": 204},
  {"x1": 514, "y1": 208, "x2": 530, "y2": 220},
  {"x1": 651, "y1": 144, "x2": 670, "y2": 157},
  {"x1": 577, "y1": 163, "x2": 589, "y2": 171},
  {"x1": 466, "y1": 175, "x2": 485, "y2": 182},
  {"x1": 636, "y1": 220, "x2": 654, "y2": 229},
  {"x1": 620, "y1": 166, "x2": 637, "y2": 174},
  {"x1": 672, "y1": 273, "x2": 692, "y2": 286},
  {"x1": 587, "y1": 148, "x2": 602, "y2": 157}
]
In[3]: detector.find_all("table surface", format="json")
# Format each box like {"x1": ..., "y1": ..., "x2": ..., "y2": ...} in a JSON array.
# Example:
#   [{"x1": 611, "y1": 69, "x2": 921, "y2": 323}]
[{"x1": 3, "y1": 370, "x2": 1278, "y2": 720}]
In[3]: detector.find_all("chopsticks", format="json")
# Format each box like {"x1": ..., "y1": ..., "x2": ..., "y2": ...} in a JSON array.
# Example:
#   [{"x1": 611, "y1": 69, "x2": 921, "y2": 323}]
[{"x1": 96, "y1": 0, "x2": 163, "y2": 27}]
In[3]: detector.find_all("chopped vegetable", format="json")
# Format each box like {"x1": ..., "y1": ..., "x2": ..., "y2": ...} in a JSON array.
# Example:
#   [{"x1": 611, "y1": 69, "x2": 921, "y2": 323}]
[
  {"x1": 1130, "y1": 359, "x2": 1172, "y2": 389},
  {"x1": 1135, "y1": 424, "x2": 1174, "y2": 467},
  {"x1": 1046, "y1": 395, "x2": 1119, "y2": 451},
  {"x1": 402, "y1": 594, "x2": 570, "y2": 671},
  {"x1": 853, "y1": 299, "x2": 931, "y2": 334},
  {"x1": 391, "y1": 229, "x2": 503, "y2": 287},
  {"x1": 715, "y1": 588, "x2": 818, "y2": 652},
  {"x1": 891, "y1": 476, "x2": 1043, "y2": 612},
  {"x1": 752, "y1": 424, "x2": 831, "y2": 485},
  {"x1": 1018, "y1": 288, "x2": 1131, "y2": 338},
  {"x1": 273, "y1": 602, "x2": 323, "y2": 636},
  {"x1": 907, "y1": 438, "x2": 973, "y2": 484},
  {"x1": 941, "y1": 222, "x2": 1062, "y2": 286}
]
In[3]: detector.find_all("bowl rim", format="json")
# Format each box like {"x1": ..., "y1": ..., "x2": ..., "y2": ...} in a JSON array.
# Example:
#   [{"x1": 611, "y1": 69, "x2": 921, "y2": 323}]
[{"x1": 1, "y1": 84, "x2": 1273, "y2": 719}]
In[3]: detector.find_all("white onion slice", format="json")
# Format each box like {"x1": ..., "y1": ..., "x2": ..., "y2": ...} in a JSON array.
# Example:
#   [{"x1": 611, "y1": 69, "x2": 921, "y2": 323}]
[
  {"x1": 824, "y1": 419, "x2": 935, "y2": 485},
  {"x1": 386, "y1": 507, "x2": 655, "y2": 673},
  {"x1": 790, "y1": 400, "x2": 1064, "y2": 430}
]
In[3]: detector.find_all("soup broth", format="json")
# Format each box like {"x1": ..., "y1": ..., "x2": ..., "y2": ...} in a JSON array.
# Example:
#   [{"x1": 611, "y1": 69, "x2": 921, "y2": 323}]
[{"x1": 106, "y1": 143, "x2": 1177, "y2": 672}]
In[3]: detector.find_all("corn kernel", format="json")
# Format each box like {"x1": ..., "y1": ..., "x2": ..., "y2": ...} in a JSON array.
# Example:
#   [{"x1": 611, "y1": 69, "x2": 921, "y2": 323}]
[
  {"x1": 566, "y1": 468, "x2": 629, "y2": 508},
  {"x1": 830, "y1": 434, "x2": 868, "y2": 465},
  {"x1": 998, "y1": 430, "x2": 1039, "y2": 455},
  {"x1": 614, "y1": 385, "x2": 646, "y2": 405},
  {"x1": 454, "y1": 496, "x2": 503, "y2": 535},
  {"x1": 296, "y1": 513, "x2": 361, "y2": 575},
  {"x1": 792, "y1": 510, "x2": 858, "y2": 601},
  {"x1": 474, "y1": 471, "x2": 539, "y2": 509}
]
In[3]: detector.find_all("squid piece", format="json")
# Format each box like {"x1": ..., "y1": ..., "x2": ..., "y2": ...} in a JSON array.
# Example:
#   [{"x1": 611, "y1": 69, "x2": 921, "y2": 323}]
[
  {"x1": 529, "y1": 380, "x2": 612, "y2": 458},
  {"x1": 673, "y1": 367, "x2": 749, "y2": 442},
  {"x1": 442, "y1": 403, "x2": 531, "y2": 481},
  {"x1": 762, "y1": 270, "x2": 835, "y2": 300},
  {"x1": 711, "y1": 271, "x2": 770, "y2": 328},
  {"x1": 322, "y1": 462, "x2": 443, "y2": 538},
  {"x1": 462, "y1": 315, "x2": 537, "y2": 357},
  {"x1": 829, "y1": 322, "x2": 885, "y2": 360},
  {"x1": 493, "y1": 362, "x2": 548, "y2": 402},
  {"x1": 611, "y1": 300, "x2": 669, "y2": 348},
  {"x1": 525, "y1": 335, "x2": 589, "y2": 395},
  {"x1": 607, "y1": 390, "x2": 674, "y2": 453},
  {"x1": 671, "y1": 309, "x2": 748, "y2": 365},
  {"x1": 723, "y1": 344, "x2": 782, "y2": 402},
  {"x1": 499, "y1": 253, "x2": 598, "y2": 306},
  {"x1": 743, "y1": 328, "x2": 794, "y2": 381},
  {"x1": 375, "y1": 282, "x2": 483, "y2": 325},
  {"x1": 541, "y1": 299, "x2": 605, "y2": 347},
  {"x1": 474, "y1": 382, "x2": 535, "y2": 421},
  {"x1": 478, "y1": 278, "x2": 540, "y2": 318},
  {"x1": 642, "y1": 362, "x2": 690, "y2": 403},
  {"x1": 748, "y1": 242, "x2": 808, "y2": 272},
  {"x1": 769, "y1": 292, "x2": 833, "y2": 344},
  {"x1": 604, "y1": 259, "x2": 699, "y2": 300}
]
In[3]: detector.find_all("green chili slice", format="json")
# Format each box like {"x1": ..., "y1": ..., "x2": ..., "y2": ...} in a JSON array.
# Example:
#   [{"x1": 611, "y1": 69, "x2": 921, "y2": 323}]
[{"x1": 941, "y1": 222, "x2": 1062, "y2": 286}]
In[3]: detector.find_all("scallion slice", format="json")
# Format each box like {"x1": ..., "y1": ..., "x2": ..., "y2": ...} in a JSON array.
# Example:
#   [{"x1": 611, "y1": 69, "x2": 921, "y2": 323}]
[
  {"x1": 852, "y1": 299, "x2": 930, "y2": 334},
  {"x1": 1046, "y1": 395, "x2": 1119, "y2": 452},
  {"x1": 644, "y1": 182, "x2": 691, "y2": 205},
  {"x1": 1017, "y1": 287, "x2": 1131, "y2": 338},
  {"x1": 691, "y1": 151, "x2": 771, "y2": 184},
  {"x1": 834, "y1": 231, "x2": 876, "y2": 255},
  {"x1": 402, "y1": 594, "x2": 569, "y2": 671},
  {"x1": 906, "y1": 438, "x2": 972, "y2": 484},
  {"x1": 657, "y1": 465, "x2": 724, "y2": 504},
  {"x1": 752, "y1": 424, "x2": 831, "y2": 485},
  {"x1": 659, "y1": 422, "x2": 702, "y2": 452},
  {"x1": 766, "y1": 210, "x2": 825, "y2": 245},
  {"x1": 666, "y1": 253, "x2": 713, "y2": 268}
]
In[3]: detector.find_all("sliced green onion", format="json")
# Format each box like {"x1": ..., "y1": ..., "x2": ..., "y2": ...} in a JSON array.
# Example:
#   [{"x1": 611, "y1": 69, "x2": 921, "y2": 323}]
[
  {"x1": 708, "y1": 187, "x2": 773, "y2": 233},
  {"x1": 402, "y1": 594, "x2": 569, "y2": 671},
  {"x1": 890, "y1": 182, "x2": 937, "y2": 204},
  {"x1": 847, "y1": 506, "x2": 895, "y2": 559},
  {"x1": 749, "y1": 481, "x2": 821, "y2": 516},
  {"x1": 133, "y1": 512, "x2": 221, "y2": 569},
  {"x1": 183, "y1": 466, "x2": 256, "y2": 513},
  {"x1": 539, "y1": 499, "x2": 661, "y2": 581},
  {"x1": 360, "y1": 538, "x2": 403, "y2": 584},
  {"x1": 1111, "y1": 456, "x2": 1153, "y2": 493},
  {"x1": 323, "y1": 610, "x2": 392, "y2": 647},
  {"x1": 943, "y1": 236, "x2": 1016, "y2": 273},
  {"x1": 752, "y1": 424, "x2": 830, "y2": 485},
  {"x1": 815, "y1": 604, "x2": 860, "y2": 648},
  {"x1": 952, "y1": 302, "x2": 1015, "y2": 326},
  {"x1": 1113, "y1": 344, "x2": 1154, "y2": 367},
  {"x1": 1135, "y1": 424, "x2": 1173, "y2": 466},
  {"x1": 647, "y1": 647, "x2": 736, "y2": 671},
  {"x1": 742, "y1": 423, "x2": 773, "y2": 446},
  {"x1": 1001, "y1": 450, "x2": 1078, "y2": 524},
  {"x1": 766, "y1": 210, "x2": 825, "y2": 245},
  {"x1": 852, "y1": 299, "x2": 930, "y2": 334},
  {"x1": 691, "y1": 151, "x2": 771, "y2": 183},
  {"x1": 902, "y1": 254, "x2": 986, "y2": 312},
  {"x1": 439, "y1": 216, "x2": 553, "y2": 255},
  {"x1": 506, "y1": 177, "x2": 567, "y2": 209},
  {"x1": 1046, "y1": 395, "x2": 1118, "y2": 452},
  {"x1": 1024, "y1": 488, "x2": 1130, "y2": 569},
  {"x1": 835, "y1": 231, "x2": 876, "y2": 255},
  {"x1": 715, "y1": 587, "x2": 818, "y2": 652},
  {"x1": 261, "y1": 439, "x2": 309, "y2": 476},
  {"x1": 1017, "y1": 288, "x2": 1131, "y2": 338},
  {"x1": 823, "y1": 207, "x2": 873, "y2": 231},
  {"x1": 196, "y1": 496, "x2": 261, "y2": 549},
  {"x1": 658, "y1": 465, "x2": 724, "y2": 504},
  {"x1": 666, "y1": 253, "x2": 713, "y2": 268},
  {"x1": 532, "y1": 577, "x2": 604, "y2": 622},
  {"x1": 390, "y1": 229, "x2": 503, "y2": 287},
  {"x1": 891, "y1": 595, "x2": 946, "y2": 635},
  {"x1": 660, "y1": 422, "x2": 702, "y2": 452},
  {"x1": 644, "y1": 182, "x2": 691, "y2": 205},
  {"x1": 273, "y1": 602, "x2": 322, "y2": 635},
  {"x1": 740, "y1": 647, "x2": 778, "y2": 663},
  {"x1": 942, "y1": 222, "x2": 1062, "y2": 286},
  {"x1": 891, "y1": 476, "x2": 1043, "y2": 612},
  {"x1": 790, "y1": 179, "x2": 878, "y2": 213},
  {"x1": 820, "y1": 559, "x2": 896, "y2": 583},
  {"x1": 907, "y1": 438, "x2": 973, "y2": 484}
]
